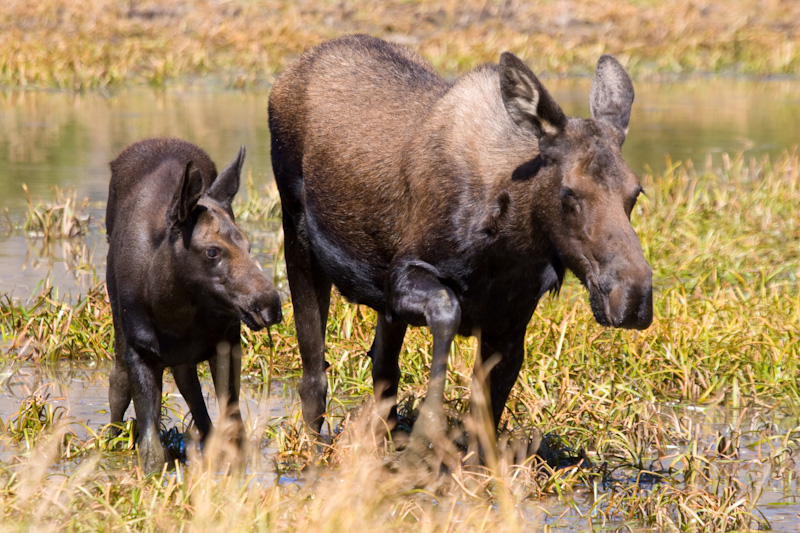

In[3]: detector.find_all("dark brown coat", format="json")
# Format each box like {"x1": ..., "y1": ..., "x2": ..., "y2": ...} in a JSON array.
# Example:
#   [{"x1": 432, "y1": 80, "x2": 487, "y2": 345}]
[
  {"x1": 106, "y1": 138, "x2": 281, "y2": 472},
  {"x1": 269, "y1": 35, "x2": 651, "y2": 436}
]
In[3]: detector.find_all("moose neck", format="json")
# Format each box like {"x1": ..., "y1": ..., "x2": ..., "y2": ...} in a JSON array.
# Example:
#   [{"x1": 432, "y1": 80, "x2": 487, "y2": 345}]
[{"x1": 405, "y1": 65, "x2": 556, "y2": 260}]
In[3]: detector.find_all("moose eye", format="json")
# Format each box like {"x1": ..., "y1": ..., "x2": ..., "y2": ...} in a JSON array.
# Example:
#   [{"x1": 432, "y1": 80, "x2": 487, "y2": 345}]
[{"x1": 206, "y1": 247, "x2": 220, "y2": 259}]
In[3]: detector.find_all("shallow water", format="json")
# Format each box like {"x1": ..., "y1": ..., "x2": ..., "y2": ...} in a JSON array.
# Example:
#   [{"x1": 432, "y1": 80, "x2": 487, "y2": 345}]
[
  {"x1": 1, "y1": 78, "x2": 800, "y2": 297},
  {"x1": 518, "y1": 401, "x2": 800, "y2": 531},
  {"x1": 0, "y1": 360, "x2": 294, "y2": 476}
]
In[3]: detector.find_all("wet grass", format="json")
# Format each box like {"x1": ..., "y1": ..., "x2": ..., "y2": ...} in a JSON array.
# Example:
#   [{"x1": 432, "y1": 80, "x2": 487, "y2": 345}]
[
  {"x1": 22, "y1": 184, "x2": 92, "y2": 241},
  {"x1": 0, "y1": 148, "x2": 798, "y2": 530},
  {"x1": 1, "y1": 0, "x2": 799, "y2": 90}
]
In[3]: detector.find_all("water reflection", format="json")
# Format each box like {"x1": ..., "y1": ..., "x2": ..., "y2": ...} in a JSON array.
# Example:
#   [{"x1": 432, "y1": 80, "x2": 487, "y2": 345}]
[
  {"x1": 1, "y1": 80, "x2": 798, "y2": 297},
  {"x1": 0, "y1": 88, "x2": 274, "y2": 214},
  {"x1": 1, "y1": 79, "x2": 799, "y2": 214}
]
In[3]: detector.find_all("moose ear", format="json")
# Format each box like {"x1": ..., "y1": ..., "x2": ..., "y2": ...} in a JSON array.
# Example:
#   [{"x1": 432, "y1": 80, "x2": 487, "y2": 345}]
[
  {"x1": 590, "y1": 55, "x2": 634, "y2": 145},
  {"x1": 500, "y1": 52, "x2": 566, "y2": 137},
  {"x1": 207, "y1": 145, "x2": 245, "y2": 207},
  {"x1": 168, "y1": 161, "x2": 204, "y2": 228}
]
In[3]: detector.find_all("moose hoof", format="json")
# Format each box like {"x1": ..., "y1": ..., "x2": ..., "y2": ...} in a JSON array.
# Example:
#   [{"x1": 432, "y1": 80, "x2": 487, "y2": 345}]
[
  {"x1": 399, "y1": 402, "x2": 458, "y2": 475},
  {"x1": 137, "y1": 430, "x2": 166, "y2": 474}
]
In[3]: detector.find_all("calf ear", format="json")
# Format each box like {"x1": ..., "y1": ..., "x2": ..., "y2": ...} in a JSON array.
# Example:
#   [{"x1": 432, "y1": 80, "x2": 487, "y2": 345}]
[
  {"x1": 590, "y1": 55, "x2": 634, "y2": 145},
  {"x1": 168, "y1": 161, "x2": 204, "y2": 228},
  {"x1": 500, "y1": 52, "x2": 566, "y2": 137},
  {"x1": 207, "y1": 145, "x2": 245, "y2": 207}
]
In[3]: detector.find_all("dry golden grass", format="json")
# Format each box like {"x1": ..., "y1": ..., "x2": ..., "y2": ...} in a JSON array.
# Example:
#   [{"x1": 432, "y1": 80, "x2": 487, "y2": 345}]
[{"x1": 1, "y1": 0, "x2": 798, "y2": 89}]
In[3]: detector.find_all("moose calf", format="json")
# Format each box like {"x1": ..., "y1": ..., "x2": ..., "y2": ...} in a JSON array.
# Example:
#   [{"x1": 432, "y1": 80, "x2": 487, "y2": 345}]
[
  {"x1": 106, "y1": 138, "x2": 282, "y2": 473},
  {"x1": 269, "y1": 35, "x2": 652, "y2": 442}
]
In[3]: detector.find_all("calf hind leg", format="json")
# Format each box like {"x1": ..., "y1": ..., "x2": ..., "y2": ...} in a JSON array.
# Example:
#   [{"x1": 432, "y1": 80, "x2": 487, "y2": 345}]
[
  {"x1": 109, "y1": 330, "x2": 132, "y2": 429},
  {"x1": 126, "y1": 348, "x2": 166, "y2": 473}
]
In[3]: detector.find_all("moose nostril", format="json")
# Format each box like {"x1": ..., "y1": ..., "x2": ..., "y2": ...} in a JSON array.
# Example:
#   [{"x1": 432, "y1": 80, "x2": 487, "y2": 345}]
[
  {"x1": 271, "y1": 307, "x2": 283, "y2": 325},
  {"x1": 260, "y1": 304, "x2": 282, "y2": 326}
]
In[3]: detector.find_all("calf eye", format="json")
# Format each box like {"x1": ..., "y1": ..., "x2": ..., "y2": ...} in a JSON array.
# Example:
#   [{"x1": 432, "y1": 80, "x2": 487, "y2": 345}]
[{"x1": 206, "y1": 247, "x2": 220, "y2": 259}]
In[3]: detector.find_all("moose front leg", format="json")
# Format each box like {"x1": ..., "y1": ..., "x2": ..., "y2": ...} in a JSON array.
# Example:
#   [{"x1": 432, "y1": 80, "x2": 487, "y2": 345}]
[
  {"x1": 388, "y1": 260, "x2": 461, "y2": 445},
  {"x1": 478, "y1": 330, "x2": 526, "y2": 430},
  {"x1": 368, "y1": 313, "x2": 407, "y2": 428}
]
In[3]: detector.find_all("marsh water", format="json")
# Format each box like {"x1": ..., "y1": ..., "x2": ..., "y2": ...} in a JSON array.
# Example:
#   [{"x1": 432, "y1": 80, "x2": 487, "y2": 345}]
[
  {"x1": 2, "y1": 78, "x2": 800, "y2": 298},
  {"x1": 1, "y1": 78, "x2": 800, "y2": 530}
]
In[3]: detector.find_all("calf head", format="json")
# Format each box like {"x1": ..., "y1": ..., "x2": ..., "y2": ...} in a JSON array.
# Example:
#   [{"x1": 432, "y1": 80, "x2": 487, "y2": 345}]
[
  {"x1": 501, "y1": 53, "x2": 652, "y2": 329},
  {"x1": 168, "y1": 146, "x2": 282, "y2": 330}
]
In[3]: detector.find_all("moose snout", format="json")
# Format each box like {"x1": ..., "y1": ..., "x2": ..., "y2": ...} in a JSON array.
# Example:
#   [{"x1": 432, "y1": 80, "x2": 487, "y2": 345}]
[{"x1": 604, "y1": 263, "x2": 653, "y2": 330}]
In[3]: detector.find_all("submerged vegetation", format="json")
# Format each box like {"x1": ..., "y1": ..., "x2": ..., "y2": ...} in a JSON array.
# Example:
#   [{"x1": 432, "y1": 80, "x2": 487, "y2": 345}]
[
  {"x1": 0, "y1": 149, "x2": 798, "y2": 530},
  {"x1": 1, "y1": 0, "x2": 799, "y2": 90}
]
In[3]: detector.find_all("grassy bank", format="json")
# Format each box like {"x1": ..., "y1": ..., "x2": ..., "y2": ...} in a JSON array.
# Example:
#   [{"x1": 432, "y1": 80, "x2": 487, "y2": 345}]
[
  {"x1": 1, "y1": 149, "x2": 798, "y2": 530},
  {"x1": 1, "y1": 0, "x2": 799, "y2": 90}
]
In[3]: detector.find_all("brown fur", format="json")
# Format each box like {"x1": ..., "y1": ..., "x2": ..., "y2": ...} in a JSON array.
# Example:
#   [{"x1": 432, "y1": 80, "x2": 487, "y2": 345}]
[{"x1": 269, "y1": 35, "x2": 652, "y2": 436}]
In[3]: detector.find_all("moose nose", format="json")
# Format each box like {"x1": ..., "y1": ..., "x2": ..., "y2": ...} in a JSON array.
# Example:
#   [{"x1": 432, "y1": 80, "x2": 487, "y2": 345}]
[{"x1": 607, "y1": 266, "x2": 653, "y2": 330}]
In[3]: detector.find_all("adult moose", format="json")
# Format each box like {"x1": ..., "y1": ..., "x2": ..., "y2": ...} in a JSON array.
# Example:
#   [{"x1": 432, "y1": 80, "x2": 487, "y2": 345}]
[
  {"x1": 269, "y1": 35, "x2": 652, "y2": 442},
  {"x1": 106, "y1": 138, "x2": 282, "y2": 473}
]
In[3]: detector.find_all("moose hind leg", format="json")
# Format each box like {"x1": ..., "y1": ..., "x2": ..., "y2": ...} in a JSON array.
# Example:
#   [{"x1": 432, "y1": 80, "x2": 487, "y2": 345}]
[
  {"x1": 368, "y1": 313, "x2": 407, "y2": 428},
  {"x1": 282, "y1": 211, "x2": 332, "y2": 435}
]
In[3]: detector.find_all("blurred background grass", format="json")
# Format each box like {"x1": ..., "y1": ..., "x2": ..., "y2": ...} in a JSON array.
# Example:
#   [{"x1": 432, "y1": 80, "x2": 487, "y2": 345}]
[{"x1": 1, "y1": 0, "x2": 798, "y2": 90}]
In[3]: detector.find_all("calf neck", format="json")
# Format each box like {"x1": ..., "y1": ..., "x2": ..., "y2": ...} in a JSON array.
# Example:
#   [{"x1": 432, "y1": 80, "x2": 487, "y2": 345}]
[{"x1": 269, "y1": 35, "x2": 652, "y2": 438}]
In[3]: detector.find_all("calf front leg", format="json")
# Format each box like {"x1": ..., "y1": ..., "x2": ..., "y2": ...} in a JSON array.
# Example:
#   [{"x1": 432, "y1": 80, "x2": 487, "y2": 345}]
[
  {"x1": 388, "y1": 260, "x2": 461, "y2": 442},
  {"x1": 210, "y1": 332, "x2": 245, "y2": 431},
  {"x1": 172, "y1": 364, "x2": 212, "y2": 439},
  {"x1": 209, "y1": 339, "x2": 241, "y2": 414},
  {"x1": 125, "y1": 347, "x2": 165, "y2": 474}
]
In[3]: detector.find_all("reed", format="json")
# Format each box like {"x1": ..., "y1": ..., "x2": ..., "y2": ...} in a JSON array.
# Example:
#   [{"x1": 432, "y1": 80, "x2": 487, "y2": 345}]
[{"x1": 0, "y1": 1, "x2": 798, "y2": 90}]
